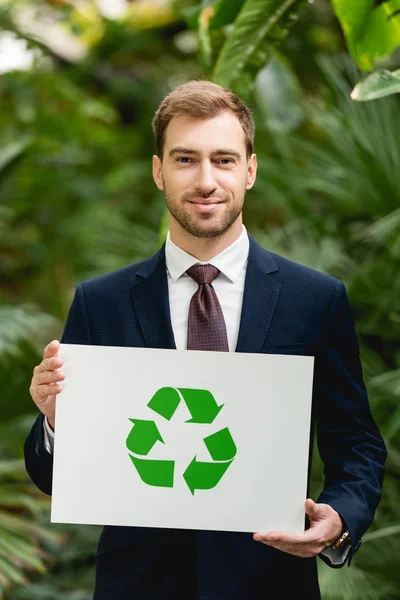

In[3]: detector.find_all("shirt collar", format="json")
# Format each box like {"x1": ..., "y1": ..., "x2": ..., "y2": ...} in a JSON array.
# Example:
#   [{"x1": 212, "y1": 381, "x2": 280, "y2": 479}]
[{"x1": 165, "y1": 225, "x2": 249, "y2": 284}]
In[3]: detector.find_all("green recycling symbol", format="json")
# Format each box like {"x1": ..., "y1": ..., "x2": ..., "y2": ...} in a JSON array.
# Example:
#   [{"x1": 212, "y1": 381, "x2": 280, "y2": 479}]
[{"x1": 126, "y1": 387, "x2": 237, "y2": 495}]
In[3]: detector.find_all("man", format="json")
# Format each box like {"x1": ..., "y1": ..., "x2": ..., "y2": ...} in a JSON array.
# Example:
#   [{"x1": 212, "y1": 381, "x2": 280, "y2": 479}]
[{"x1": 25, "y1": 80, "x2": 387, "y2": 599}]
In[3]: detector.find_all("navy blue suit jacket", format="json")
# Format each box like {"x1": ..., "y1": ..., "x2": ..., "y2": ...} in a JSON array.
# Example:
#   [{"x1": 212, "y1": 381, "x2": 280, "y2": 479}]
[{"x1": 24, "y1": 235, "x2": 386, "y2": 599}]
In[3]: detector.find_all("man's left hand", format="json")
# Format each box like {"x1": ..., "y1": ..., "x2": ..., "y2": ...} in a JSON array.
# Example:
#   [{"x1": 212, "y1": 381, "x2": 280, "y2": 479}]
[{"x1": 253, "y1": 499, "x2": 343, "y2": 558}]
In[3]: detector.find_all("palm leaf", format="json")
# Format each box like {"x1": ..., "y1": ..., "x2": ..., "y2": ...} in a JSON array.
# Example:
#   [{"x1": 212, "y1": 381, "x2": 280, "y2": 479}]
[
  {"x1": 0, "y1": 458, "x2": 64, "y2": 596},
  {"x1": 212, "y1": 0, "x2": 305, "y2": 89}
]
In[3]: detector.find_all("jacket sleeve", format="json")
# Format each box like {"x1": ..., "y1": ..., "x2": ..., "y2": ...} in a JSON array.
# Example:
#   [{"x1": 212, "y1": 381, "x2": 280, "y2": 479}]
[
  {"x1": 24, "y1": 284, "x2": 92, "y2": 495},
  {"x1": 314, "y1": 280, "x2": 387, "y2": 566}
]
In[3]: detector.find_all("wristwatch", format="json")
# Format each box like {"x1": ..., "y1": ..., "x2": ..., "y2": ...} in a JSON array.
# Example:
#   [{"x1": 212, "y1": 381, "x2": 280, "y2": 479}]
[{"x1": 331, "y1": 529, "x2": 350, "y2": 550}]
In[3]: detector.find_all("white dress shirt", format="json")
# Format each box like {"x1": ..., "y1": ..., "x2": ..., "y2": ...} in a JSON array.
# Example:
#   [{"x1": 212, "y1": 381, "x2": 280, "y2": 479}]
[{"x1": 166, "y1": 225, "x2": 249, "y2": 352}]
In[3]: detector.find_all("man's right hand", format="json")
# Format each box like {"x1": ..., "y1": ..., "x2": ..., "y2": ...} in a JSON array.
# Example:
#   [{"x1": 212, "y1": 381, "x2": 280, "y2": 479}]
[{"x1": 29, "y1": 340, "x2": 65, "y2": 431}]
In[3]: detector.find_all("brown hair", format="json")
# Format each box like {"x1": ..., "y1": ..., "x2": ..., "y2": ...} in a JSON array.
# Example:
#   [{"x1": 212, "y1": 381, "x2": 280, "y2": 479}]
[{"x1": 152, "y1": 80, "x2": 255, "y2": 159}]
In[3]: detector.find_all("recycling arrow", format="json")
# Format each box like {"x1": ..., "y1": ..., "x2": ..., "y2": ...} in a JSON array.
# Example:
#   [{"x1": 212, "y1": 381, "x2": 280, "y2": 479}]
[
  {"x1": 178, "y1": 388, "x2": 223, "y2": 423},
  {"x1": 147, "y1": 387, "x2": 180, "y2": 421},
  {"x1": 147, "y1": 386, "x2": 224, "y2": 423},
  {"x1": 203, "y1": 427, "x2": 237, "y2": 461},
  {"x1": 129, "y1": 455, "x2": 174, "y2": 488},
  {"x1": 183, "y1": 427, "x2": 237, "y2": 495},
  {"x1": 183, "y1": 457, "x2": 233, "y2": 495},
  {"x1": 126, "y1": 419, "x2": 164, "y2": 455}
]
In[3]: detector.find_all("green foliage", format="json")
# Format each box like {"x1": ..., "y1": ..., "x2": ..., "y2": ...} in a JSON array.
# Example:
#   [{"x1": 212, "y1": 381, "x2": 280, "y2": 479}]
[
  {"x1": 253, "y1": 52, "x2": 304, "y2": 132},
  {"x1": 351, "y1": 68, "x2": 400, "y2": 101},
  {"x1": 0, "y1": 448, "x2": 63, "y2": 599},
  {"x1": 331, "y1": 0, "x2": 400, "y2": 71},
  {"x1": 212, "y1": 0, "x2": 305, "y2": 94}
]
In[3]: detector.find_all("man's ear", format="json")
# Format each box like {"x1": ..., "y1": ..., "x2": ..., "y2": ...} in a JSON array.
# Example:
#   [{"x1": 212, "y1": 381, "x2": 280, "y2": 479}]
[
  {"x1": 246, "y1": 153, "x2": 257, "y2": 190},
  {"x1": 152, "y1": 155, "x2": 164, "y2": 191}
]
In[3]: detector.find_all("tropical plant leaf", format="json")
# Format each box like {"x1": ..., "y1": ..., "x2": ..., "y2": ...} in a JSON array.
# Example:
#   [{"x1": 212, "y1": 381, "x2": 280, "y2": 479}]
[
  {"x1": 332, "y1": 0, "x2": 400, "y2": 71},
  {"x1": 318, "y1": 559, "x2": 396, "y2": 599},
  {"x1": 198, "y1": 5, "x2": 214, "y2": 69},
  {"x1": 209, "y1": 0, "x2": 244, "y2": 29},
  {"x1": 360, "y1": 207, "x2": 400, "y2": 243},
  {"x1": 0, "y1": 555, "x2": 27, "y2": 586},
  {"x1": 0, "y1": 439, "x2": 65, "y2": 597},
  {"x1": 0, "y1": 306, "x2": 58, "y2": 358},
  {"x1": 363, "y1": 524, "x2": 400, "y2": 542},
  {"x1": 351, "y1": 69, "x2": 400, "y2": 101},
  {"x1": 212, "y1": 0, "x2": 305, "y2": 88},
  {"x1": 0, "y1": 137, "x2": 33, "y2": 175},
  {"x1": 254, "y1": 52, "x2": 304, "y2": 132}
]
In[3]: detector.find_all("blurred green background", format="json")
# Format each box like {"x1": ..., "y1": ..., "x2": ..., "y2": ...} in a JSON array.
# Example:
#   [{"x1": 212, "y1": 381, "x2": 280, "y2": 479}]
[{"x1": 1, "y1": 1, "x2": 399, "y2": 598}]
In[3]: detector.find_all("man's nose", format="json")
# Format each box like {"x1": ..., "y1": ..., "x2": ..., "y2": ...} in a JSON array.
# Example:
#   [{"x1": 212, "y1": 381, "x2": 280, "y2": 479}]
[{"x1": 195, "y1": 161, "x2": 217, "y2": 195}]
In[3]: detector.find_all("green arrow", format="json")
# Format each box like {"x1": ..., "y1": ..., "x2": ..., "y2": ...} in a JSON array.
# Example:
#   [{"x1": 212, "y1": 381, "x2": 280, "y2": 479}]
[
  {"x1": 178, "y1": 388, "x2": 224, "y2": 423},
  {"x1": 183, "y1": 457, "x2": 233, "y2": 495},
  {"x1": 203, "y1": 427, "x2": 237, "y2": 461},
  {"x1": 126, "y1": 419, "x2": 164, "y2": 455},
  {"x1": 129, "y1": 456, "x2": 175, "y2": 487},
  {"x1": 148, "y1": 387, "x2": 181, "y2": 420}
]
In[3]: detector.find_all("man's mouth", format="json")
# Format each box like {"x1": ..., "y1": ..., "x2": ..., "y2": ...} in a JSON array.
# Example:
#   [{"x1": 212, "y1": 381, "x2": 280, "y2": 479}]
[
  {"x1": 188, "y1": 199, "x2": 224, "y2": 213},
  {"x1": 189, "y1": 198, "x2": 223, "y2": 204}
]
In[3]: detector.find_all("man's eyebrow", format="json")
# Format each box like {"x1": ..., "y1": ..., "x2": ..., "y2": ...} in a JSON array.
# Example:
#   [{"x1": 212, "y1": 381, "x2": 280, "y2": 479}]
[
  {"x1": 168, "y1": 147, "x2": 242, "y2": 159},
  {"x1": 169, "y1": 147, "x2": 199, "y2": 156},
  {"x1": 212, "y1": 149, "x2": 242, "y2": 159}
]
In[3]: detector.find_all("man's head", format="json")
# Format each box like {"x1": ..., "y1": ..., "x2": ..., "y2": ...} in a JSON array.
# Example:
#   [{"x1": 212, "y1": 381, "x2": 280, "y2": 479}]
[{"x1": 152, "y1": 80, "x2": 257, "y2": 244}]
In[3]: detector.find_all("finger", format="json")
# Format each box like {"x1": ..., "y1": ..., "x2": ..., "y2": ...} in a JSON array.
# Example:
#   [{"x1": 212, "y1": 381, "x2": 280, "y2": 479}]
[
  {"x1": 35, "y1": 383, "x2": 63, "y2": 401},
  {"x1": 35, "y1": 356, "x2": 63, "y2": 374},
  {"x1": 43, "y1": 340, "x2": 60, "y2": 360},
  {"x1": 253, "y1": 533, "x2": 326, "y2": 558},
  {"x1": 305, "y1": 498, "x2": 317, "y2": 517},
  {"x1": 253, "y1": 531, "x2": 304, "y2": 544},
  {"x1": 254, "y1": 525, "x2": 324, "y2": 545},
  {"x1": 253, "y1": 535, "x2": 317, "y2": 557},
  {"x1": 263, "y1": 541, "x2": 318, "y2": 558},
  {"x1": 37, "y1": 370, "x2": 65, "y2": 385}
]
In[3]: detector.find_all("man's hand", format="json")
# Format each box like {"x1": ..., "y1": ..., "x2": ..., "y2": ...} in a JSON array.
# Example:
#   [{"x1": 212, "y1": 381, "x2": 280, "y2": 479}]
[
  {"x1": 29, "y1": 340, "x2": 65, "y2": 431},
  {"x1": 253, "y1": 499, "x2": 343, "y2": 558}
]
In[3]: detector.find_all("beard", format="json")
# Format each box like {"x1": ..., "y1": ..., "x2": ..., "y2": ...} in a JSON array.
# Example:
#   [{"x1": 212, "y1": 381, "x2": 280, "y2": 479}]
[{"x1": 164, "y1": 186, "x2": 245, "y2": 239}]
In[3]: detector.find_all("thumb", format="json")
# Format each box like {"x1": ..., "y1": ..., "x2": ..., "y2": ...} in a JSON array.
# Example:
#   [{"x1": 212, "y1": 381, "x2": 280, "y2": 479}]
[
  {"x1": 305, "y1": 498, "x2": 319, "y2": 521},
  {"x1": 43, "y1": 339, "x2": 60, "y2": 359}
]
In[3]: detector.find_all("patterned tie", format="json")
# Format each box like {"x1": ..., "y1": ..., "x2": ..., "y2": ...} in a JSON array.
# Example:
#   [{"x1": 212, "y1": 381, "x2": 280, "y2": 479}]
[{"x1": 186, "y1": 264, "x2": 229, "y2": 352}]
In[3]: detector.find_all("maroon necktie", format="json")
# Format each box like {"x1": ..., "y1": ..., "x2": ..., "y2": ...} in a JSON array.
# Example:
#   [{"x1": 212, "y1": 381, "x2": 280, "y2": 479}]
[{"x1": 186, "y1": 264, "x2": 229, "y2": 352}]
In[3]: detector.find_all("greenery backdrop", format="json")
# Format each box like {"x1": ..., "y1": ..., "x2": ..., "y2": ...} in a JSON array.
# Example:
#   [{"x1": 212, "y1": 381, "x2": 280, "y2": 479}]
[{"x1": 1, "y1": 1, "x2": 399, "y2": 598}]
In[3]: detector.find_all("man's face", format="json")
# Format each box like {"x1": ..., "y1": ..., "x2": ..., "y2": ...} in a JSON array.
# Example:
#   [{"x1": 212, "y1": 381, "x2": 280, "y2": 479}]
[{"x1": 152, "y1": 111, "x2": 257, "y2": 239}]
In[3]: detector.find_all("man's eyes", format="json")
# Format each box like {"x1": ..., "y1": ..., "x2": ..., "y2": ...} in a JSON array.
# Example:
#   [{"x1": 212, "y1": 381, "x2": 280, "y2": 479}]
[{"x1": 176, "y1": 157, "x2": 234, "y2": 165}]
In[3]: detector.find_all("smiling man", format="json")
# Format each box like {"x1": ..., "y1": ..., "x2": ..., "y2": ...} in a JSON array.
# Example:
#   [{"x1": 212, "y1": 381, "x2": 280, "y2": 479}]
[{"x1": 25, "y1": 80, "x2": 386, "y2": 599}]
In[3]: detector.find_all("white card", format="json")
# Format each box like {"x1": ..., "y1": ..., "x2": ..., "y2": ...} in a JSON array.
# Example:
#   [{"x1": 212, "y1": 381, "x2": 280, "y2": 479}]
[{"x1": 51, "y1": 344, "x2": 314, "y2": 534}]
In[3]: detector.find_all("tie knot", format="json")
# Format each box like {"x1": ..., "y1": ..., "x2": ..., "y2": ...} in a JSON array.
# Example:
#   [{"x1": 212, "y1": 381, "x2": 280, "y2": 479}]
[{"x1": 186, "y1": 264, "x2": 220, "y2": 285}]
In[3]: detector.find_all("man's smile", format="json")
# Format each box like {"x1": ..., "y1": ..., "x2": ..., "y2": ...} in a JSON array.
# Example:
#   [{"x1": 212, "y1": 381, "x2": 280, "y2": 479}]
[{"x1": 187, "y1": 198, "x2": 226, "y2": 213}]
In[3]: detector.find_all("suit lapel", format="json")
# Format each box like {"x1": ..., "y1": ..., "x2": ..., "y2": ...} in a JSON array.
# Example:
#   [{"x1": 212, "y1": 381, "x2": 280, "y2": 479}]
[
  {"x1": 130, "y1": 236, "x2": 280, "y2": 353},
  {"x1": 130, "y1": 244, "x2": 176, "y2": 350},
  {"x1": 235, "y1": 236, "x2": 281, "y2": 353}
]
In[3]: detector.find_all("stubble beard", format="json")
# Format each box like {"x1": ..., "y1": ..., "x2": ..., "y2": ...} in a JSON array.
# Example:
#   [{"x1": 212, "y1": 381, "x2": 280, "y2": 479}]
[{"x1": 164, "y1": 187, "x2": 245, "y2": 239}]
